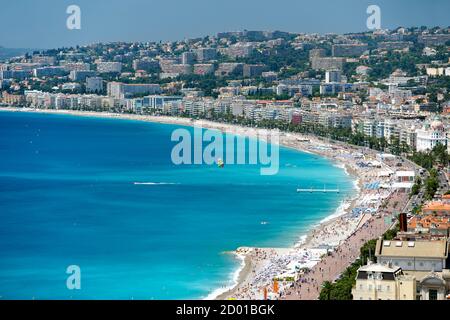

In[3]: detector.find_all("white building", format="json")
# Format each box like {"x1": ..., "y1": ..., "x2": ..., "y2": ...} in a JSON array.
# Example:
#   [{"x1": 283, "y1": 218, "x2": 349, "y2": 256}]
[
  {"x1": 352, "y1": 263, "x2": 416, "y2": 300},
  {"x1": 393, "y1": 170, "x2": 415, "y2": 193},
  {"x1": 107, "y1": 82, "x2": 161, "y2": 99},
  {"x1": 325, "y1": 70, "x2": 342, "y2": 83},
  {"x1": 415, "y1": 118, "x2": 447, "y2": 151},
  {"x1": 86, "y1": 77, "x2": 103, "y2": 93},
  {"x1": 96, "y1": 62, "x2": 122, "y2": 74},
  {"x1": 375, "y1": 238, "x2": 448, "y2": 273}
]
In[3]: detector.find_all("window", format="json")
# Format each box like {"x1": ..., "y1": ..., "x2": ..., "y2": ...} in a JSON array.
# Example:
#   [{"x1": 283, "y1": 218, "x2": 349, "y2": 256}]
[
  {"x1": 386, "y1": 285, "x2": 390, "y2": 291},
  {"x1": 359, "y1": 284, "x2": 363, "y2": 290},
  {"x1": 377, "y1": 285, "x2": 382, "y2": 292},
  {"x1": 429, "y1": 289, "x2": 438, "y2": 300}
]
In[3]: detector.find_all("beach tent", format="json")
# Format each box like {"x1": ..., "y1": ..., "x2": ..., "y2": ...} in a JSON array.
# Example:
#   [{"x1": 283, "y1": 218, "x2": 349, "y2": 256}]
[
  {"x1": 395, "y1": 171, "x2": 415, "y2": 182},
  {"x1": 377, "y1": 153, "x2": 396, "y2": 161},
  {"x1": 368, "y1": 160, "x2": 382, "y2": 168}
]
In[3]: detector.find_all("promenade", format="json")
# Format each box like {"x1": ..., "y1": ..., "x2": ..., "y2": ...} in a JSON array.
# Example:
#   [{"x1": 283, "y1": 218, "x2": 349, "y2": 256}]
[{"x1": 281, "y1": 191, "x2": 407, "y2": 300}]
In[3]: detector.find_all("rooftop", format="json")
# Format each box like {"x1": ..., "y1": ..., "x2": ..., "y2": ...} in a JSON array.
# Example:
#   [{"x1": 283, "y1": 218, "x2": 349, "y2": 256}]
[
  {"x1": 376, "y1": 238, "x2": 448, "y2": 258},
  {"x1": 395, "y1": 170, "x2": 415, "y2": 177},
  {"x1": 358, "y1": 263, "x2": 401, "y2": 273},
  {"x1": 408, "y1": 214, "x2": 450, "y2": 230},
  {"x1": 423, "y1": 202, "x2": 450, "y2": 212},
  {"x1": 393, "y1": 182, "x2": 414, "y2": 188}
]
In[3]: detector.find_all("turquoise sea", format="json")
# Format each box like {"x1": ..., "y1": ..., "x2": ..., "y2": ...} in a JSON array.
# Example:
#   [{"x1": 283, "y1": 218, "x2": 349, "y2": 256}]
[{"x1": 0, "y1": 111, "x2": 354, "y2": 299}]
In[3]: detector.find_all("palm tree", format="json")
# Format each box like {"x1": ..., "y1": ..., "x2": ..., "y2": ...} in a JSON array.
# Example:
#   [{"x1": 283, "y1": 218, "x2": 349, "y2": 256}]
[{"x1": 319, "y1": 281, "x2": 333, "y2": 300}]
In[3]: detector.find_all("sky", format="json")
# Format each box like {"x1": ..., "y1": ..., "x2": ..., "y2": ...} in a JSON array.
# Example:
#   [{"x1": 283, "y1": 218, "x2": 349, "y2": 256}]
[{"x1": 0, "y1": 0, "x2": 449, "y2": 49}]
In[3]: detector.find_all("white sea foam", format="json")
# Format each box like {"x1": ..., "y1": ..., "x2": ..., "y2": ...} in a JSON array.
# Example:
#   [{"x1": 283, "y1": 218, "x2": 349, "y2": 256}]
[
  {"x1": 353, "y1": 179, "x2": 360, "y2": 191},
  {"x1": 294, "y1": 234, "x2": 308, "y2": 248},
  {"x1": 298, "y1": 234, "x2": 307, "y2": 244},
  {"x1": 333, "y1": 162, "x2": 345, "y2": 170},
  {"x1": 203, "y1": 252, "x2": 246, "y2": 300},
  {"x1": 133, "y1": 182, "x2": 179, "y2": 185},
  {"x1": 319, "y1": 199, "x2": 351, "y2": 224}
]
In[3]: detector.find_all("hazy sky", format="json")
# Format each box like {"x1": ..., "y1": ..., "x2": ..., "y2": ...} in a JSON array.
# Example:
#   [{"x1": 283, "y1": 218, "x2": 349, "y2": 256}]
[{"x1": 1, "y1": 0, "x2": 449, "y2": 49}]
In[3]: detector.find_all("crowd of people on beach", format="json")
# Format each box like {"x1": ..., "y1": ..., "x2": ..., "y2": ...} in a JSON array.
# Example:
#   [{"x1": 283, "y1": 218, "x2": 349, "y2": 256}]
[{"x1": 221, "y1": 133, "x2": 412, "y2": 300}]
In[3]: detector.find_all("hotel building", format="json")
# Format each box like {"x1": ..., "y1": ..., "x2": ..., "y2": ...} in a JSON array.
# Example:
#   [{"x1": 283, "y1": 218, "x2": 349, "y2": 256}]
[
  {"x1": 96, "y1": 62, "x2": 122, "y2": 74},
  {"x1": 415, "y1": 118, "x2": 447, "y2": 152},
  {"x1": 107, "y1": 82, "x2": 161, "y2": 99}
]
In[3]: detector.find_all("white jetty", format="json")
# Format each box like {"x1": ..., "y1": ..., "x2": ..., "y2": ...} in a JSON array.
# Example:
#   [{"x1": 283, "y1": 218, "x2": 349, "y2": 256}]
[{"x1": 297, "y1": 186, "x2": 340, "y2": 193}]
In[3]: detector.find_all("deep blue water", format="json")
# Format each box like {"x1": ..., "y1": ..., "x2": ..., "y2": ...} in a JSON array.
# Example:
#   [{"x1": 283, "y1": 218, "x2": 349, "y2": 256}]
[{"x1": 0, "y1": 111, "x2": 354, "y2": 299}]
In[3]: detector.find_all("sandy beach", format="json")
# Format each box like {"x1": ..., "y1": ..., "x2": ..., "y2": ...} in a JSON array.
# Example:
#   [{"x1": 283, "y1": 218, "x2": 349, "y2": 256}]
[
  {"x1": 213, "y1": 137, "x2": 411, "y2": 300},
  {"x1": 0, "y1": 107, "x2": 413, "y2": 300}
]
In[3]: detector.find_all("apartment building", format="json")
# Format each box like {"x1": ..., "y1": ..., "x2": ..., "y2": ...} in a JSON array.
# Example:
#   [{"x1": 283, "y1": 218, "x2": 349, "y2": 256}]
[
  {"x1": 96, "y1": 62, "x2": 122, "y2": 73},
  {"x1": 352, "y1": 263, "x2": 416, "y2": 300},
  {"x1": 107, "y1": 82, "x2": 161, "y2": 99}
]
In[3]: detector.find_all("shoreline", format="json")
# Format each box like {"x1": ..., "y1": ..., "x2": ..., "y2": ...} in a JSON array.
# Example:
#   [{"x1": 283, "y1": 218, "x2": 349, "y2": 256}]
[
  {"x1": 0, "y1": 107, "x2": 407, "y2": 300},
  {"x1": 205, "y1": 251, "x2": 252, "y2": 300}
]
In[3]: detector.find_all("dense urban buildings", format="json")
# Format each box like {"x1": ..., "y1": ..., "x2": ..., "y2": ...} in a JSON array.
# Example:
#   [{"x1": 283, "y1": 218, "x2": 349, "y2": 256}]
[
  {"x1": 0, "y1": 26, "x2": 449, "y2": 157},
  {"x1": 1, "y1": 26, "x2": 450, "y2": 301}
]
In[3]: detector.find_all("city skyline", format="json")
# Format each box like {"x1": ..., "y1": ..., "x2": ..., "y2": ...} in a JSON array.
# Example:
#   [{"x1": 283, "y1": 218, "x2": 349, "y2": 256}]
[
  {"x1": 1, "y1": 0, "x2": 449, "y2": 49},
  {"x1": 1, "y1": 1, "x2": 450, "y2": 304}
]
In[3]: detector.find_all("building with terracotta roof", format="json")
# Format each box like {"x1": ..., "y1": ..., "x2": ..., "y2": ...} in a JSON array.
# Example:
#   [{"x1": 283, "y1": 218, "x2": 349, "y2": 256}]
[
  {"x1": 442, "y1": 194, "x2": 450, "y2": 203},
  {"x1": 423, "y1": 202, "x2": 450, "y2": 215},
  {"x1": 408, "y1": 215, "x2": 450, "y2": 236}
]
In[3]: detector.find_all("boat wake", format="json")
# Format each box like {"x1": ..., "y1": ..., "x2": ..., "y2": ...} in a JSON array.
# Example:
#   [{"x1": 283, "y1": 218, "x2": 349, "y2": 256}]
[{"x1": 133, "y1": 182, "x2": 179, "y2": 185}]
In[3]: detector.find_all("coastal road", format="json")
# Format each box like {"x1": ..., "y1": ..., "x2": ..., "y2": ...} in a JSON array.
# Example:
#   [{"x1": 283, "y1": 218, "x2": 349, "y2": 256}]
[
  {"x1": 281, "y1": 154, "x2": 413, "y2": 300},
  {"x1": 437, "y1": 170, "x2": 449, "y2": 196}
]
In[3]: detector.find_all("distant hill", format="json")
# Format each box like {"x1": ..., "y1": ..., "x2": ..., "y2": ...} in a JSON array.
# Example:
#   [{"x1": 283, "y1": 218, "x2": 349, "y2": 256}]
[{"x1": 0, "y1": 47, "x2": 36, "y2": 61}]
